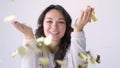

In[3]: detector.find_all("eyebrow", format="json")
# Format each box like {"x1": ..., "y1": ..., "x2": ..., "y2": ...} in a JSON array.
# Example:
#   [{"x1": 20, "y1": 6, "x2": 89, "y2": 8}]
[{"x1": 46, "y1": 17, "x2": 65, "y2": 20}]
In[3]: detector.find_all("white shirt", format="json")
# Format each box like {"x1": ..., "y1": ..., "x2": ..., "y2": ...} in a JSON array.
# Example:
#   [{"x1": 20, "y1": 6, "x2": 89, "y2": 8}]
[{"x1": 21, "y1": 31, "x2": 87, "y2": 68}]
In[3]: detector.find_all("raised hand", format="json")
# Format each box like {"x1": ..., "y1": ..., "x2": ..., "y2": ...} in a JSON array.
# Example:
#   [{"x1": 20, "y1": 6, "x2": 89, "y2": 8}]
[
  {"x1": 12, "y1": 21, "x2": 34, "y2": 40},
  {"x1": 74, "y1": 6, "x2": 93, "y2": 32}
]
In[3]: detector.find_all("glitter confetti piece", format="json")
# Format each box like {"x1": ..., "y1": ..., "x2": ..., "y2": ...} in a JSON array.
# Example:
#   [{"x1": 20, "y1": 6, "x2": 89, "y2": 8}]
[
  {"x1": 36, "y1": 37, "x2": 44, "y2": 42},
  {"x1": 78, "y1": 64, "x2": 82, "y2": 68},
  {"x1": 36, "y1": 37, "x2": 45, "y2": 47},
  {"x1": 25, "y1": 43, "x2": 34, "y2": 51},
  {"x1": 78, "y1": 52, "x2": 87, "y2": 61},
  {"x1": 44, "y1": 35, "x2": 52, "y2": 46},
  {"x1": 18, "y1": 46, "x2": 27, "y2": 57},
  {"x1": 96, "y1": 55, "x2": 100, "y2": 64},
  {"x1": 91, "y1": 10, "x2": 97, "y2": 22},
  {"x1": 84, "y1": 61, "x2": 89, "y2": 65},
  {"x1": 4, "y1": 14, "x2": 16, "y2": 22},
  {"x1": 86, "y1": 51, "x2": 95, "y2": 64},
  {"x1": 37, "y1": 42, "x2": 44, "y2": 47},
  {"x1": 86, "y1": 51, "x2": 91, "y2": 59},
  {"x1": 39, "y1": 57, "x2": 49, "y2": 65},
  {"x1": 12, "y1": 49, "x2": 18, "y2": 58},
  {"x1": 56, "y1": 60, "x2": 64, "y2": 65}
]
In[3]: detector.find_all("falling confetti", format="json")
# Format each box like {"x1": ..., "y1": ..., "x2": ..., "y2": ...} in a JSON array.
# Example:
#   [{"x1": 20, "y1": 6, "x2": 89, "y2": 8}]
[
  {"x1": 44, "y1": 35, "x2": 52, "y2": 46},
  {"x1": 78, "y1": 64, "x2": 82, "y2": 68},
  {"x1": 12, "y1": 49, "x2": 18, "y2": 58},
  {"x1": 96, "y1": 55, "x2": 100, "y2": 63},
  {"x1": 18, "y1": 46, "x2": 27, "y2": 57},
  {"x1": 39, "y1": 57, "x2": 49, "y2": 65},
  {"x1": 91, "y1": 10, "x2": 97, "y2": 22},
  {"x1": 36, "y1": 36, "x2": 52, "y2": 46},
  {"x1": 36, "y1": 37, "x2": 44, "y2": 42},
  {"x1": 25, "y1": 43, "x2": 34, "y2": 51},
  {"x1": 56, "y1": 60, "x2": 64, "y2": 65},
  {"x1": 12, "y1": 46, "x2": 27, "y2": 58},
  {"x1": 4, "y1": 14, "x2": 16, "y2": 22},
  {"x1": 78, "y1": 52, "x2": 87, "y2": 61},
  {"x1": 86, "y1": 51, "x2": 95, "y2": 64},
  {"x1": 36, "y1": 37, "x2": 45, "y2": 47}
]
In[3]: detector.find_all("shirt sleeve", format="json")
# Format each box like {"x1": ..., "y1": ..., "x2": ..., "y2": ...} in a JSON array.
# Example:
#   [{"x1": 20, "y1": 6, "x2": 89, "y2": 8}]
[
  {"x1": 66, "y1": 31, "x2": 87, "y2": 68},
  {"x1": 21, "y1": 39, "x2": 38, "y2": 68}
]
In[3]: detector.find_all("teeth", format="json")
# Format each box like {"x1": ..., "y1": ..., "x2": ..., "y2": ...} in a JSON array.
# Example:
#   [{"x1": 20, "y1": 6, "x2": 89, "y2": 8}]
[{"x1": 50, "y1": 31, "x2": 59, "y2": 35}]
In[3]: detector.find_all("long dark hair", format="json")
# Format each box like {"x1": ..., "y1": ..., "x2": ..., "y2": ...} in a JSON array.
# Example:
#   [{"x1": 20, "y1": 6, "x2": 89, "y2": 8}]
[{"x1": 35, "y1": 4, "x2": 73, "y2": 68}]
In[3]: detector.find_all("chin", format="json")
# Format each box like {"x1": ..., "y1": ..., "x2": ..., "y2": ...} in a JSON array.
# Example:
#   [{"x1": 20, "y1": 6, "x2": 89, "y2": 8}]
[{"x1": 51, "y1": 38, "x2": 61, "y2": 41}]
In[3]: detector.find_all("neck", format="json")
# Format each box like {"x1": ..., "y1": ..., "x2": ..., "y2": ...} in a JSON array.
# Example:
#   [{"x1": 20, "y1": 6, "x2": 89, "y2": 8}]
[{"x1": 48, "y1": 40, "x2": 60, "y2": 53}]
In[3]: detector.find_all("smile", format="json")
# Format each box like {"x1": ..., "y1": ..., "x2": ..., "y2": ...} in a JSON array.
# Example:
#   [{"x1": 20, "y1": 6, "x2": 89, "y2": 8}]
[{"x1": 49, "y1": 31, "x2": 59, "y2": 35}]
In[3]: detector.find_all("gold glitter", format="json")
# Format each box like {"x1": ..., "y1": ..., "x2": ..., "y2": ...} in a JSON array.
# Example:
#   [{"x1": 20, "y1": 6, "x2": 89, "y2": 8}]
[
  {"x1": 18, "y1": 46, "x2": 27, "y2": 57},
  {"x1": 78, "y1": 64, "x2": 82, "y2": 68},
  {"x1": 56, "y1": 60, "x2": 64, "y2": 65},
  {"x1": 96, "y1": 55, "x2": 100, "y2": 63},
  {"x1": 25, "y1": 43, "x2": 34, "y2": 51},
  {"x1": 39, "y1": 57, "x2": 49, "y2": 65}
]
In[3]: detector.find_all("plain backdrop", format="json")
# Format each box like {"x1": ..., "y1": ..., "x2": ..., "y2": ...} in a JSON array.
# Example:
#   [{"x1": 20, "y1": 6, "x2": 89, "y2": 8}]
[{"x1": 0, "y1": 0, "x2": 120, "y2": 68}]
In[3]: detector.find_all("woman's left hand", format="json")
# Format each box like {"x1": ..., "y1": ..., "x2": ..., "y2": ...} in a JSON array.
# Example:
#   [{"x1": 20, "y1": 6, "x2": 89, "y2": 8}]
[{"x1": 74, "y1": 6, "x2": 93, "y2": 32}]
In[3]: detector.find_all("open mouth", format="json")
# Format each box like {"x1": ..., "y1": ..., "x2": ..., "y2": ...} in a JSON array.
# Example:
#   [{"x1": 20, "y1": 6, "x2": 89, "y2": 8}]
[{"x1": 49, "y1": 31, "x2": 59, "y2": 35}]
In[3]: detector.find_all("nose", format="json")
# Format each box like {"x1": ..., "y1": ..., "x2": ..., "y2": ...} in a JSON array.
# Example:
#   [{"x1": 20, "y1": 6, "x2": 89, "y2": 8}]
[{"x1": 51, "y1": 22, "x2": 58, "y2": 29}]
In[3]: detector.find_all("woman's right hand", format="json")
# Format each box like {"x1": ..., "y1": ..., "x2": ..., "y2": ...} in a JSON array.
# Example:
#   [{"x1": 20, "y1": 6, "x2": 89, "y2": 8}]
[{"x1": 12, "y1": 21, "x2": 34, "y2": 40}]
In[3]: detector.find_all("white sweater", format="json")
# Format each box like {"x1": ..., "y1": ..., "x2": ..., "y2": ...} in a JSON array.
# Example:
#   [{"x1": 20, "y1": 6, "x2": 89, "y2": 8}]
[{"x1": 21, "y1": 31, "x2": 87, "y2": 68}]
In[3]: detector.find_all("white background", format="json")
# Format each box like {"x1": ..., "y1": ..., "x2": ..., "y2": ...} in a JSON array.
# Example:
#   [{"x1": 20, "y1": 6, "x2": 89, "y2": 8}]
[{"x1": 0, "y1": 0, "x2": 120, "y2": 68}]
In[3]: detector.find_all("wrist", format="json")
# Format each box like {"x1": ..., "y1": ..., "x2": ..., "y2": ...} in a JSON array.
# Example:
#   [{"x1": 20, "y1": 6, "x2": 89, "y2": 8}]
[
  {"x1": 73, "y1": 24, "x2": 84, "y2": 32},
  {"x1": 24, "y1": 34, "x2": 34, "y2": 40}
]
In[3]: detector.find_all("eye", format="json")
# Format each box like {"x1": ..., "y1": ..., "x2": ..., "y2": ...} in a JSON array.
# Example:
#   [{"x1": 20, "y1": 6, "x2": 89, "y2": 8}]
[
  {"x1": 58, "y1": 21, "x2": 65, "y2": 24},
  {"x1": 46, "y1": 21, "x2": 52, "y2": 23}
]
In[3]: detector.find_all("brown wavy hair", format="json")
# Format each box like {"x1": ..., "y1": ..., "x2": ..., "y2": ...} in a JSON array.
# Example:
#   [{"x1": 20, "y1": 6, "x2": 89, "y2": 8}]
[{"x1": 35, "y1": 4, "x2": 73, "y2": 68}]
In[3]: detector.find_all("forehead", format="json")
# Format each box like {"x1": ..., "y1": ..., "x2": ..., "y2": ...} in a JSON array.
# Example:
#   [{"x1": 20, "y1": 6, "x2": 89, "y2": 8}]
[{"x1": 44, "y1": 9, "x2": 65, "y2": 20}]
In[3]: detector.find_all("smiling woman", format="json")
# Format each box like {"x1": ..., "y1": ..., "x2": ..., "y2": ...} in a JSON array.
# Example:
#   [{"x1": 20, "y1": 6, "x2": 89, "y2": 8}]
[
  {"x1": 1, "y1": 0, "x2": 120, "y2": 68},
  {"x1": 12, "y1": 4, "x2": 93, "y2": 68}
]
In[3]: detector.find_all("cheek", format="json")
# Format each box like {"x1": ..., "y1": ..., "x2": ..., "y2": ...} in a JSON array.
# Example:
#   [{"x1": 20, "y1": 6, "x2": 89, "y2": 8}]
[
  {"x1": 43, "y1": 24, "x2": 49, "y2": 36},
  {"x1": 60, "y1": 25, "x2": 66, "y2": 35}
]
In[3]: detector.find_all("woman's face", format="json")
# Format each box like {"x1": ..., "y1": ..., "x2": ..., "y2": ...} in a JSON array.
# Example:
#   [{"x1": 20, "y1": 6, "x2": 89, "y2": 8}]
[{"x1": 43, "y1": 9, "x2": 66, "y2": 41}]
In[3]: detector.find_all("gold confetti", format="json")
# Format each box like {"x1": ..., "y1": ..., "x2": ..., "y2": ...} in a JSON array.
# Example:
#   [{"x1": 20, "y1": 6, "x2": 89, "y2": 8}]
[
  {"x1": 36, "y1": 37, "x2": 44, "y2": 47},
  {"x1": 12, "y1": 49, "x2": 18, "y2": 58},
  {"x1": 36, "y1": 37, "x2": 44, "y2": 42},
  {"x1": 96, "y1": 55, "x2": 100, "y2": 64},
  {"x1": 86, "y1": 51, "x2": 95, "y2": 64},
  {"x1": 18, "y1": 46, "x2": 27, "y2": 57},
  {"x1": 86, "y1": 51, "x2": 91, "y2": 59},
  {"x1": 25, "y1": 43, "x2": 34, "y2": 51},
  {"x1": 44, "y1": 35, "x2": 52, "y2": 46},
  {"x1": 39, "y1": 57, "x2": 49, "y2": 65},
  {"x1": 84, "y1": 61, "x2": 89, "y2": 65},
  {"x1": 91, "y1": 10, "x2": 97, "y2": 22},
  {"x1": 78, "y1": 64, "x2": 82, "y2": 68},
  {"x1": 78, "y1": 52, "x2": 87, "y2": 61},
  {"x1": 4, "y1": 14, "x2": 16, "y2": 22},
  {"x1": 56, "y1": 60, "x2": 64, "y2": 65},
  {"x1": 35, "y1": 36, "x2": 52, "y2": 46}
]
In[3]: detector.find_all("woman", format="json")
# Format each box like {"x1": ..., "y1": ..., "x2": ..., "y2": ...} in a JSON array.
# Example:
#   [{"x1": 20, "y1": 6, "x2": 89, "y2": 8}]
[{"x1": 12, "y1": 4, "x2": 93, "y2": 68}]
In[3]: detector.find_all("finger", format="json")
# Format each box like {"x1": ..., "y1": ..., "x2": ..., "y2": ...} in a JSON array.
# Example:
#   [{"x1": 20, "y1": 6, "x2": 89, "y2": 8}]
[
  {"x1": 79, "y1": 10, "x2": 84, "y2": 22},
  {"x1": 21, "y1": 23, "x2": 31, "y2": 29},
  {"x1": 12, "y1": 21, "x2": 25, "y2": 32},
  {"x1": 82, "y1": 10, "x2": 88, "y2": 23}
]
